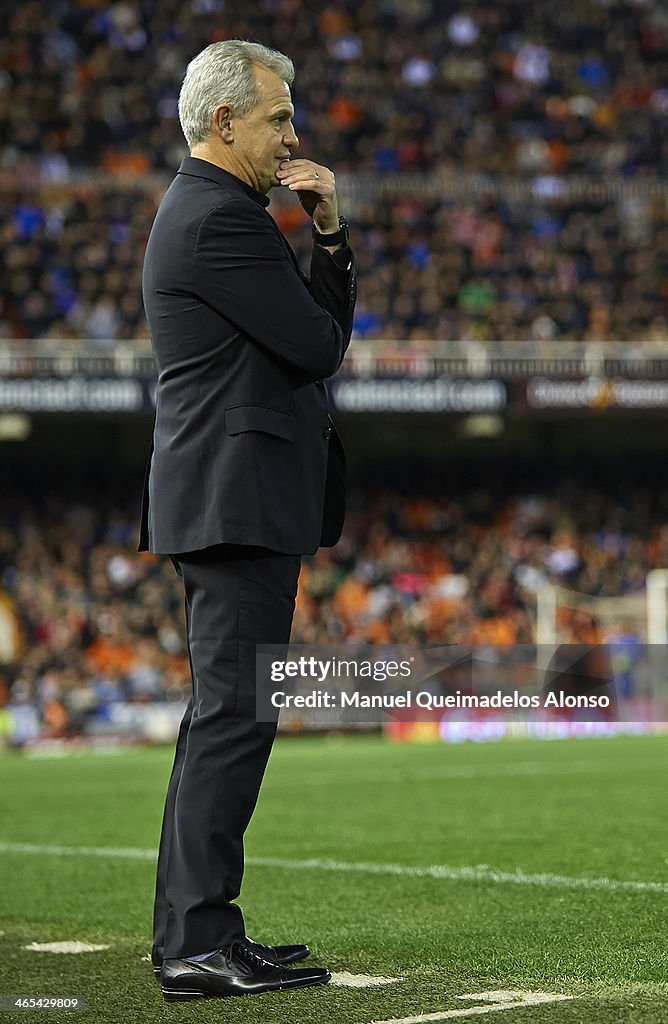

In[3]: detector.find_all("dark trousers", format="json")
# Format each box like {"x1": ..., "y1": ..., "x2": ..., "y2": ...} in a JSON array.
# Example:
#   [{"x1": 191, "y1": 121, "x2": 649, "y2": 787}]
[{"x1": 152, "y1": 544, "x2": 301, "y2": 960}]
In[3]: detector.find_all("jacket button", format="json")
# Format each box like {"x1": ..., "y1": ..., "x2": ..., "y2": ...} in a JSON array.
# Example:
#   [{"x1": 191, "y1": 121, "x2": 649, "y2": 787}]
[{"x1": 323, "y1": 427, "x2": 332, "y2": 439}]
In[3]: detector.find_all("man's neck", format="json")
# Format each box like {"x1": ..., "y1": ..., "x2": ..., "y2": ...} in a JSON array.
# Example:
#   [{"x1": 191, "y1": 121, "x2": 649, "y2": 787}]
[{"x1": 190, "y1": 145, "x2": 261, "y2": 194}]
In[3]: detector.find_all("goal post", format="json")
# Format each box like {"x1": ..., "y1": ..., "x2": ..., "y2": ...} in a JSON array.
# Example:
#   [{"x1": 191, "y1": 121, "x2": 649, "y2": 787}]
[
  {"x1": 647, "y1": 569, "x2": 668, "y2": 646},
  {"x1": 536, "y1": 571, "x2": 668, "y2": 647},
  {"x1": 535, "y1": 570, "x2": 668, "y2": 724}
]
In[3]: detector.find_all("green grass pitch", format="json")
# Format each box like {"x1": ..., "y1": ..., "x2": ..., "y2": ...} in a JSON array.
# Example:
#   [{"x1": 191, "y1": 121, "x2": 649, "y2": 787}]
[{"x1": 0, "y1": 733, "x2": 667, "y2": 1023}]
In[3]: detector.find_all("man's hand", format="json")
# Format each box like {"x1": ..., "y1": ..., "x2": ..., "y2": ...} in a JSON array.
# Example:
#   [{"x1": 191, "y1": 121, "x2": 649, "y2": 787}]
[{"x1": 276, "y1": 159, "x2": 339, "y2": 234}]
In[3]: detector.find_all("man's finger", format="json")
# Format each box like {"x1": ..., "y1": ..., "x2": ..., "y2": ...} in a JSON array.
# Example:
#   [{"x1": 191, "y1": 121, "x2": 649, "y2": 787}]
[
  {"x1": 278, "y1": 163, "x2": 329, "y2": 181},
  {"x1": 283, "y1": 177, "x2": 330, "y2": 191},
  {"x1": 287, "y1": 183, "x2": 326, "y2": 192}
]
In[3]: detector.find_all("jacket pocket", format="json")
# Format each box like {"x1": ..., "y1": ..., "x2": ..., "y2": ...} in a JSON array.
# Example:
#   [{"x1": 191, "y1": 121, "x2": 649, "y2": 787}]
[{"x1": 225, "y1": 404, "x2": 296, "y2": 441}]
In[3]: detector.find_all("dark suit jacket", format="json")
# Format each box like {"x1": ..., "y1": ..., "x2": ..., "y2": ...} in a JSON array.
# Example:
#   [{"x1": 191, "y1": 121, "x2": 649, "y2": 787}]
[{"x1": 138, "y1": 156, "x2": 357, "y2": 556}]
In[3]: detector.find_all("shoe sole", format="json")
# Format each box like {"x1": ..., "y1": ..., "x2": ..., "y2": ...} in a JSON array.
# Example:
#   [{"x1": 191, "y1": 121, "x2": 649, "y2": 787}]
[
  {"x1": 161, "y1": 974, "x2": 330, "y2": 1002},
  {"x1": 162, "y1": 987, "x2": 210, "y2": 1002}
]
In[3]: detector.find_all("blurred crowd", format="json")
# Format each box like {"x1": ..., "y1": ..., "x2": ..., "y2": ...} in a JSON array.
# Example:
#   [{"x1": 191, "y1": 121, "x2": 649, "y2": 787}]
[
  {"x1": 1, "y1": 483, "x2": 666, "y2": 741},
  {"x1": 1, "y1": 0, "x2": 668, "y2": 343},
  {"x1": 3, "y1": 0, "x2": 666, "y2": 177},
  {"x1": 3, "y1": 182, "x2": 667, "y2": 346}
]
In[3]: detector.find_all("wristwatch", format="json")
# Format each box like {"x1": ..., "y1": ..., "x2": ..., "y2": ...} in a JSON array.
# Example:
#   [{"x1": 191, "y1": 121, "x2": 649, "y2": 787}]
[{"x1": 312, "y1": 215, "x2": 349, "y2": 247}]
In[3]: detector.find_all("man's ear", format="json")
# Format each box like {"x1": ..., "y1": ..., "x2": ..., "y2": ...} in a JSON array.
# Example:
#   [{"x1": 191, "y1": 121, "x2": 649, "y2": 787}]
[{"x1": 213, "y1": 104, "x2": 233, "y2": 142}]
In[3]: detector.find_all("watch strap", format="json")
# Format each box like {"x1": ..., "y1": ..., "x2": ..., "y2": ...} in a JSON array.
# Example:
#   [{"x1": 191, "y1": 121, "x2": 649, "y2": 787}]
[{"x1": 312, "y1": 215, "x2": 349, "y2": 247}]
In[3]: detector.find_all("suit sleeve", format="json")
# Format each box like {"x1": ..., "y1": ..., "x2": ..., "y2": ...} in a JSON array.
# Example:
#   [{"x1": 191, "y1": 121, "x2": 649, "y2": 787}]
[
  {"x1": 309, "y1": 244, "x2": 357, "y2": 353},
  {"x1": 195, "y1": 200, "x2": 353, "y2": 380}
]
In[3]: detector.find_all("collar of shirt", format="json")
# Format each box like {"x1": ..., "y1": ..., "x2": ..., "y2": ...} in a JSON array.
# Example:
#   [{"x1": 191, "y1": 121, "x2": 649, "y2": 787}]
[{"x1": 177, "y1": 156, "x2": 270, "y2": 208}]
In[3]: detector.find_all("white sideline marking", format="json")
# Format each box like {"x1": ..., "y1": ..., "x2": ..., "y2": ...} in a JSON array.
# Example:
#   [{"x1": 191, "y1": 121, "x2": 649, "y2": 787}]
[
  {"x1": 0, "y1": 841, "x2": 666, "y2": 894},
  {"x1": 330, "y1": 972, "x2": 401, "y2": 988},
  {"x1": 372, "y1": 990, "x2": 573, "y2": 1023},
  {"x1": 24, "y1": 941, "x2": 109, "y2": 954},
  {"x1": 290, "y1": 758, "x2": 648, "y2": 785},
  {"x1": 0, "y1": 842, "x2": 153, "y2": 860},
  {"x1": 248, "y1": 855, "x2": 668, "y2": 894}
]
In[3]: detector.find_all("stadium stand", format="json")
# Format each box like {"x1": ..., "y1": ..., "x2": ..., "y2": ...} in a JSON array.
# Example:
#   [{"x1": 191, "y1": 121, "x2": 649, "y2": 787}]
[
  {"x1": 1, "y1": 2, "x2": 667, "y2": 739},
  {"x1": 1, "y1": 481, "x2": 667, "y2": 739},
  {"x1": 1, "y1": 0, "x2": 667, "y2": 343}
]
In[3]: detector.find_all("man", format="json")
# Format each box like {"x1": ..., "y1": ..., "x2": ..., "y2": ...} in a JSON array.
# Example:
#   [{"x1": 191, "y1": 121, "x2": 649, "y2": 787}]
[{"x1": 138, "y1": 40, "x2": 356, "y2": 1002}]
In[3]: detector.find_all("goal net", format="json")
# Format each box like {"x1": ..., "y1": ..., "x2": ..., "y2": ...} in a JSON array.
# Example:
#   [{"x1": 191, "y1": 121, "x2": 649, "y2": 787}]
[{"x1": 535, "y1": 569, "x2": 668, "y2": 727}]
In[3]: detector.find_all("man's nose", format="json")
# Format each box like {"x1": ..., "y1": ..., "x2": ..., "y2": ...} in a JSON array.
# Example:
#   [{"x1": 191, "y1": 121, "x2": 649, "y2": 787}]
[{"x1": 284, "y1": 123, "x2": 299, "y2": 149}]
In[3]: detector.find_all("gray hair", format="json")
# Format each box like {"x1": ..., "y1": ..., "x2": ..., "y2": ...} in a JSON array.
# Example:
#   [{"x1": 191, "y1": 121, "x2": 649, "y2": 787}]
[{"x1": 178, "y1": 40, "x2": 295, "y2": 149}]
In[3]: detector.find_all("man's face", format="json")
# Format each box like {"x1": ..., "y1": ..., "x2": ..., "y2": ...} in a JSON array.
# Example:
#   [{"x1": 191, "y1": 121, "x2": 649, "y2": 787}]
[{"x1": 228, "y1": 64, "x2": 299, "y2": 194}]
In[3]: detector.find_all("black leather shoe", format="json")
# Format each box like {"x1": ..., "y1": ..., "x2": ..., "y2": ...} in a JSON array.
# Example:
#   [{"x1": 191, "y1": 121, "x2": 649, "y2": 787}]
[
  {"x1": 152, "y1": 936, "x2": 309, "y2": 978},
  {"x1": 161, "y1": 941, "x2": 330, "y2": 1001},
  {"x1": 245, "y1": 936, "x2": 310, "y2": 965}
]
